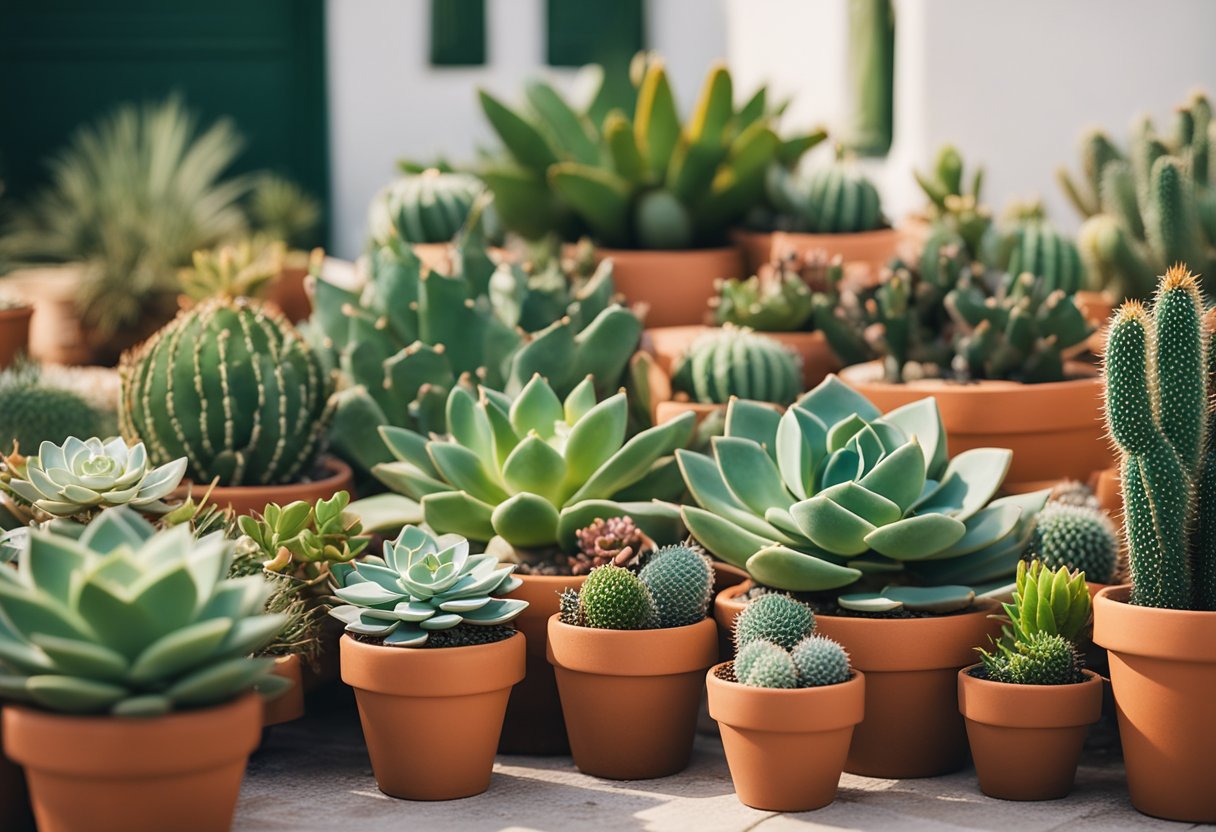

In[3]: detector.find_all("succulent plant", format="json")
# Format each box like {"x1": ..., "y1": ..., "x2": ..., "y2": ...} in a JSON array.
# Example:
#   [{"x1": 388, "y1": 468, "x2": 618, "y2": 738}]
[
  {"x1": 680, "y1": 377, "x2": 1050, "y2": 598},
  {"x1": 735, "y1": 640, "x2": 798, "y2": 688},
  {"x1": 1032, "y1": 502, "x2": 1118, "y2": 585},
  {"x1": 1059, "y1": 92, "x2": 1216, "y2": 299},
  {"x1": 576, "y1": 564, "x2": 657, "y2": 630},
  {"x1": 1105, "y1": 265, "x2": 1216, "y2": 609},
  {"x1": 119, "y1": 296, "x2": 332, "y2": 488},
  {"x1": 671, "y1": 326, "x2": 802, "y2": 406},
  {"x1": 767, "y1": 152, "x2": 885, "y2": 233},
  {"x1": 914, "y1": 144, "x2": 992, "y2": 262},
  {"x1": 0, "y1": 364, "x2": 107, "y2": 455},
  {"x1": 791, "y1": 635, "x2": 851, "y2": 686},
  {"x1": 1003, "y1": 560, "x2": 1092, "y2": 644},
  {"x1": 179, "y1": 238, "x2": 286, "y2": 302},
  {"x1": 637, "y1": 543, "x2": 714, "y2": 628},
  {"x1": 711, "y1": 258, "x2": 817, "y2": 331},
  {"x1": 571, "y1": 515, "x2": 645, "y2": 575},
  {"x1": 0, "y1": 508, "x2": 287, "y2": 715},
  {"x1": 982, "y1": 632, "x2": 1083, "y2": 686},
  {"x1": 368, "y1": 168, "x2": 493, "y2": 246},
  {"x1": 733, "y1": 593, "x2": 815, "y2": 652},
  {"x1": 328, "y1": 525, "x2": 527, "y2": 647},
  {"x1": 237, "y1": 491, "x2": 370, "y2": 586},
  {"x1": 374, "y1": 375, "x2": 694, "y2": 555}
]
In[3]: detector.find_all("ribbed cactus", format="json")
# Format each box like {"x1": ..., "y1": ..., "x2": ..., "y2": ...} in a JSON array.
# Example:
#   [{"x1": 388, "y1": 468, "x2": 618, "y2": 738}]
[
  {"x1": 577, "y1": 565, "x2": 656, "y2": 630},
  {"x1": 999, "y1": 203, "x2": 1088, "y2": 295},
  {"x1": 1032, "y1": 502, "x2": 1119, "y2": 584},
  {"x1": 1106, "y1": 266, "x2": 1216, "y2": 609},
  {"x1": 637, "y1": 543, "x2": 714, "y2": 628},
  {"x1": 733, "y1": 593, "x2": 815, "y2": 652},
  {"x1": 791, "y1": 635, "x2": 851, "y2": 687},
  {"x1": 119, "y1": 297, "x2": 331, "y2": 487},
  {"x1": 735, "y1": 640, "x2": 798, "y2": 689},
  {"x1": 671, "y1": 326, "x2": 802, "y2": 405},
  {"x1": 768, "y1": 153, "x2": 885, "y2": 233},
  {"x1": 368, "y1": 168, "x2": 492, "y2": 245}
]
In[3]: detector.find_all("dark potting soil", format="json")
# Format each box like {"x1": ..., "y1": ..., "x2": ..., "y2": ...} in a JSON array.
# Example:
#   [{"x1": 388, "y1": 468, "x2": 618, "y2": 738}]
[{"x1": 351, "y1": 624, "x2": 517, "y2": 648}]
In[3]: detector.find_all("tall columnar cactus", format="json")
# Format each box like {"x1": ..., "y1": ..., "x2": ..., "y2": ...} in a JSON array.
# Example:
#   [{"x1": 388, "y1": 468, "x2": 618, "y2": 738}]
[
  {"x1": 767, "y1": 153, "x2": 885, "y2": 234},
  {"x1": 1104, "y1": 265, "x2": 1216, "y2": 609},
  {"x1": 119, "y1": 297, "x2": 331, "y2": 488},
  {"x1": 368, "y1": 168, "x2": 496, "y2": 246},
  {"x1": 671, "y1": 326, "x2": 802, "y2": 405}
]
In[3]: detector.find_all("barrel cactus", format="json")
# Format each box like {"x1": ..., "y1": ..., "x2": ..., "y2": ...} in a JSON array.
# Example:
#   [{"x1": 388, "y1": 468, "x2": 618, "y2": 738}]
[
  {"x1": 998, "y1": 202, "x2": 1088, "y2": 295},
  {"x1": 733, "y1": 592, "x2": 815, "y2": 651},
  {"x1": 791, "y1": 635, "x2": 851, "y2": 687},
  {"x1": 368, "y1": 168, "x2": 491, "y2": 245},
  {"x1": 0, "y1": 507, "x2": 287, "y2": 715},
  {"x1": 0, "y1": 365, "x2": 107, "y2": 454},
  {"x1": 680, "y1": 376, "x2": 1050, "y2": 599},
  {"x1": 1032, "y1": 501, "x2": 1118, "y2": 584},
  {"x1": 637, "y1": 543, "x2": 714, "y2": 628},
  {"x1": 671, "y1": 326, "x2": 802, "y2": 405},
  {"x1": 118, "y1": 296, "x2": 331, "y2": 488},
  {"x1": 768, "y1": 152, "x2": 885, "y2": 233},
  {"x1": 565, "y1": 545, "x2": 712, "y2": 631},
  {"x1": 576, "y1": 565, "x2": 656, "y2": 630}
]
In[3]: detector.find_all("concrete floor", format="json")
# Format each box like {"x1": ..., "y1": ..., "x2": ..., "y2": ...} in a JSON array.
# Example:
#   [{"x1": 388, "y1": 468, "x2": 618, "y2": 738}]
[{"x1": 235, "y1": 692, "x2": 1192, "y2": 832}]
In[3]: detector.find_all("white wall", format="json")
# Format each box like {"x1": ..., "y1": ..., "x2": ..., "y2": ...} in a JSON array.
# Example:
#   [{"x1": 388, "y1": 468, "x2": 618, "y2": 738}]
[{"x1": 326, "y1": 0, "x2": 728, "y2": 258}]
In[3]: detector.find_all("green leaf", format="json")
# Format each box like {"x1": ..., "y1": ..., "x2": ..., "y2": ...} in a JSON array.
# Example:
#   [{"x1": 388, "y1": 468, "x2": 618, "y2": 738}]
[
  {"x1": 548, "y1": 163, "x2": 632, "y2": 245},
  {"x1": 428, "y1": 443, "x2": 508, "y2": 504},
  {"x1": 128, "y1": 617, "x2": 233, "y2": 684},
  {"x1": 790, "y1": 496, "x2": 876, "y2": 556},
  {"x1": 681, "y1": 506, "x2": 772, "y2": 569},
  {"x1": 569, "y1": 412, "x2": 694, "y2": 503},
  {"x1": 725, "y1": 398, "x2": 782, "y2": 455},
  {"x1": 913, "y1": 448, "x2": 1012, "y2": 522},
  {"x1": 795, "y1": 376, "x2": 881, "y2": 425},
  {"x1": 509, "y1": 375, "x2": 564, "y2": 439},
  {"x1": 712, "y1": 437, "x2": 795, "y2": 517},
  {"x1": 864, "y1": 514, "x2": 968, "y2": 560},
  {"x1": 421, "y1": 491, "x2": 496, "y2": 541},
  {"x1": 29, "y1": 634, "x2": 129, "y2": 682},
  {"x1": 676, "y1": 449, "x2": 792, "y2": 541},
  {"x1": 491, "y1": 493, "x2": 561, "y2": 548},
  {"x1": 446, "y1": 386, "x2": 494, "y2": 462},
  {"x1": 501, "y1": 435, "x2": 567, "y2": 504},
  {"x1": 26, "y1": 675, "x2": 129, "y2": 714},
  {"x1": 857, "y1": 438, "x2": 927, "y2": 513},
  {"x1": 876, "y1": 398, "x2": 948, "y2": 478},
  {"x1": 166, "y1": 657, "x2": 274, "y2": 707},
  {"x1": 746, "y1": 545, "x2": 863, "y2": 592},
  {"x1": 634, "y1": 62, "x2": 680, "y2": 176},
  {"x1": 479, "y1": 89, "x2": 559, "y2": 173},
  {"x1": 347, "y1": 494, "x2": 424, "y2": 534}
]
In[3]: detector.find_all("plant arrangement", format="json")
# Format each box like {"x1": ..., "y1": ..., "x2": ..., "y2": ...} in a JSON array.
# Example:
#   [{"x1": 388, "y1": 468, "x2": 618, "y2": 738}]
[
  {"x1": 668, "y1": 325, "x2": 802, "y2": 409},
  {"x1": 329, "y1": 524, "x2": 527, "y2": 800}
]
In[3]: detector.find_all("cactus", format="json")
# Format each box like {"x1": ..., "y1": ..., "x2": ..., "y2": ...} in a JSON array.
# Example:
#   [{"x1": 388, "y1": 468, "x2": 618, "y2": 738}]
[
  {"x1": 638, "y1": 542, "x2": 714, "y2": 628},
  {"x1": 1105, "y1": 265, "x2": 1216, "y2": 609},
  {"x1": 735, "y1": 640, "x2": 799, "y2": 689},
  {"x1": 328, "y1": 525, "x2": 527, "y2": 646},
  {"x1": 558, "y1": 586, "x2": 583, "y2": 626},
  {"x1": 844, "y1": 0, "x2": 894, "y2": 156},
  {"x1": 997, "y1": 202, "x2": 1088, "y2": 295},
  {"x1": 914, "y1": 144, "x2": 992, "y2": 261},
  {"x1": 711, "y1": 258, "x2": 816, "y2": 331},
  {"x1": 984, "y1": 632, "x2": 1083, "y2": 686},
  {"x1": 767, "y1": 153, "x2": 885, "y2": 233},
  {"x1": 368, "y1": 168, "x2": 493, "y2": 246},
  {"x1": 0, "y1": 365, "x2": 106, "y2": 454},
  {"x1": 791, "y1": 635, "x2": 851, "y2": 687},
  {"x1": 1032, "y1": 502, "x2": 1118, "y2": 585},
  {"x1": 733, "y1": 593, "x2": 815, "y2": 651},
  {"x1": 671, "y1": 326, "x2": 802, "y2": 405},
  {"x1": 576, "y1": 564, "x2": 657, "y2": 630}
]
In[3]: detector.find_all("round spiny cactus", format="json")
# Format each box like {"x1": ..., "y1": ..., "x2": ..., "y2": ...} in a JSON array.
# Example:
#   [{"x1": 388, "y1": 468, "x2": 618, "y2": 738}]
[
  {"x1": 671, "y1": 326, "x2": 802, "y2": 406},
  {"x1": 735, "y1": 640, "x2": 798, "y2": 689},
  {"x1": 368, "y1": 169, "x2": 489, "y2": 246},
  {"x1": 638, "y1": 543, "x2": 713, "y2": 628},
  {"x1": 1032, "y1": 502, "x2": 1119, "y2": 584},
  {"x1": 0, "y1": 377, "x2": 104, "y2": 455},
  {"x1": 579, "y1": 565, "x2": 656, "y2": 630},
  {"x1": 791, "y1": 635, "x2": 850, "y2": 687},
  {"x1": 1000, "y1": 632, "x2": 1082, "y2": 686},
  {"x1": 733, "y1": 593, "x2": 815, "y2": 652}
]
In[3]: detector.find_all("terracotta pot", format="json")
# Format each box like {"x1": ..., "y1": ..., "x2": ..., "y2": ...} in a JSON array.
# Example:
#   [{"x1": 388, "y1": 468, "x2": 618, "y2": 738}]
[
  {"x1": 340, "y1": 632, "x2": 525, "y2": 800},
  {"x1": 4, "y1": 694, "x2": 260, "y2": 832},
  {"x1": 644, "y1": 325, "x2": 839, "y2": 390},
  {"x1": 1090, "y1": 467, "x2": 1122, "y2": 526},
  {"x1": 771, "y1": 228, "x2": 901, "y2": 283},
  {"x1": 0, "y1": 717, "x2": 33, "y2": 832},
  {"x1": 729, "y1": 229, "x2": 774, "y2": 274},
  {"x1": 0, "y1": 305, "x2": 33, "y2": 370},
  {"x1": 815, "y1": 601, "x2": 1003, "y2": 778},
  {"x1": 714, "y1": 582, "x2": 750, "y2": 660},
  {"x1": 265, "y1": 255, "x2": 312, "y2": 323},
  {"x1": 262, "y1": 654, "x2": 305, "y2": 727},
  {"x1": 171, "y1": 455, "x2": 353, "y2": 517},
  {"x1": 499, "y1": 573, "x2": 586, "y2": 754},
  {"x1": 595, "y1": 247, "x2": 743, "y2": 328},
  {"x1": 547, "y1": 615, "x2": 718, "y2": 779},
  {"x1": 1074, "y1": 290, "x2": 1116, "y2": 329},
  {"x1": 1094, "y1": 585, "x2": 1216, "y2": 822},
  {"x1": 707, "y1": 665, "x2": 865, "y2": 811},
  {"x1": 0, "y1": 265, "x2": 93, "y2": 365},
  {"x1": 958, "y1": 666, "x2": 1103, "y2": 801},
  {"x1": 838, "y1": 361, "x2": 1112, "y2": 492}
]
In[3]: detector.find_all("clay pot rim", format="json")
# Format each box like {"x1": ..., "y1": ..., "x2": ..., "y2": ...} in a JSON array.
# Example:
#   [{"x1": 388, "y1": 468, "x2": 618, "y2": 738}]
[
  {"x1": 595, "y1": 245, "x2": 744, "y2": 258},
  {"x1": 958, "y1": 665, "x2": 1105, "y2": 729},
  {"x1": 546, "y1": 614, "x2": 719, "y2": 676},
  {"x1": 171, "y1": 454, "x2": 352, "y2": 502},
  {"x1": 1093, "y1": 584, "x2": 1216, "y2": 661},
  {"x1": 513, "y1": 572, "x2": 591, "y2": 587},
  {"x1": 706, "y1": 662, "x2": 866, "y2": 732},
  {"x1": 771, "y1": 227, "x2": 901, "y2": 242},
  {"x1": 339, "y1": 631, "x2": 526, "y2": 696},
  {"x1": 839, "y1": 359, "x2": 1101, "y2": 393},
  {"x1": 0, "y1": 304, "x2": 33, "y2": 319}
]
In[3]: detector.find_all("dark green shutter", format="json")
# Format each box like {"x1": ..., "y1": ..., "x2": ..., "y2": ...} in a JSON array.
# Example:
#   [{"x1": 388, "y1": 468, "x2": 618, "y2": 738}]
[
  {"x1": 430, "y1": 0, "x2": 487, "y2": 66},
  {"x1": 546, "y1": 0, "x2": 645, "y2": 113}
]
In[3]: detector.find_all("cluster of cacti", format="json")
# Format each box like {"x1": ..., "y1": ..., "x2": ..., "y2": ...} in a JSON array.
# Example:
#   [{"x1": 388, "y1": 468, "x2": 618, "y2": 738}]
[
  {"x1": 711, "y1": 258, "x2": 816, "y2": 331},
  {"x1": 0, "y1": 363, "x2": 108, "y2": 454},
  {"x1": 179, "y1": 238, "x2": 286, "y2": 302},
  {"x1": 557, "y1": 543, "x2": 713, "y2": 630},
  {"x1": 732, "y1": 593, "x2": 850, "y2": 688},
  {"x1": 1105, "y1": 266, "x2": 1216, "y2": 609},
  {"x1": 1059, "y1": 92, "x2": 1216, "y2": 300},
  {"x1": 914, "y1": 144, "x2": 992, "y2": 262},
  {"x1": 329, "y1": 525, "x2": 528, "y2": 647},
  {"x1": 119, "y1": 296, "x2": 332, "y2": 488},
  {"x1": 368, "y1": 168, "x2": 494, "y2": 246},
  {"x1": 479, "y1": 59, "x2": 819, "y2": 248},
  {"x1": 671, "y1": 326, "x2": 803, "y2": 405},
  {"x1": 679, "y1": 377, "x2": 1051, "y2": 597},
  {"x1": 0, "y1": 508, "x2": 288, "y2": 714},
  {"x1": 1031, "y1": 500, "x2": 1119, "y2": 584},
  {"x1": 766, "y1": 153, "x2": 886, "y2": 234},
  {"x1": 994, "y1": 201, "x2": 1088, "y2": 295},
  {"x1": 237, "y1": 490, "x2": 370, "y2": 585},
  {"x1": 570, "y1": 515, "x2": 646, "y2": 575}
]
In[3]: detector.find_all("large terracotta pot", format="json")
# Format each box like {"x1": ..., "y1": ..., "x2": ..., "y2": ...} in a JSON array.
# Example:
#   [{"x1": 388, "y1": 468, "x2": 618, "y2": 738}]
[
  {"x1": 815, "y1": 601, "x2": 1003, "y2": 778},
  {"x1": 1094, "y1": 585, "x2": 1216, "y2": 822},
  {"x1": 838, "y1": 362, "x2": 1112, "y2": 492},
  {"x1": 771, "y1": 228, "x2": 902, "y2": 282},
  {"x1": 171, "y1": 455, "x2": 353, "y2": 517},
  {"x1": 729, "y1": 229, "x2": 774, "y2": 274},
  {"x1": 0, "y1": 305, "x2": 33, "y2": 370},
  {"x1": 707, "y1": 665, "x2": 864, "y2": 811},
  {"x1": 0, "y1": 717, "x2": 33, "y2": 832},
  {"x1": 4, "y1": 694, "x2": 260, "y2": 832},
  {"x1": 596, "y1": 247, "x2": 743, "y2": 328},
  {"x1": 547, "y1": 615, "x2": 718, "y2": 779},
  {"x1": 265, "y1": 255, "x2": 311, "y2": 323},
  {"x1": 499, "y1": 573, "x2": 586, "y2": 754},
  {"x1": 262, "y1": 654, "x2": 306, "y2": 727},
  {"x1": 958, "y1": 666, "x2": 1103, "y2": 801},
  {"x1": 644, "y1": 325, "x2": 840, "y2": 390},
  {"x1": 340, "y1": 632, "x2": 525, "y2": 800}
]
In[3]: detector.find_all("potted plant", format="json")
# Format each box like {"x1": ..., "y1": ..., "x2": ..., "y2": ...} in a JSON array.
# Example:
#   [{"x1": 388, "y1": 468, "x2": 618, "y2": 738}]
[
  {"x1": 0, "y1": 508, "x2": 289, "y2": 832},
  {"x1": 681, "y1": 379, "x2": 1049, "y2": 777},
  {"x1": 0, "y1": 295, "x2": 32, "y2": 371},
  {"x1": 905, "y1": 144, "x2": 991, "y2": 260},
  {"x1": 329, "y1": 525, "x2": 527, "y2": 800},
  {"x1": 1030, "y1": 488, "x2": 1120, "y2": 594},
  {"x1": 708, "y1": 593, "x2": 863, "y2": 811},
  {"x1": 548, "y1": 544, "x2": 718, "y2": 779},
  {"x1": 960, "y1": 561, "x2": 1103, "y2": 801},
  {"x1": 1094, "y1": 265, "x2": 1216, "y2": 823}
]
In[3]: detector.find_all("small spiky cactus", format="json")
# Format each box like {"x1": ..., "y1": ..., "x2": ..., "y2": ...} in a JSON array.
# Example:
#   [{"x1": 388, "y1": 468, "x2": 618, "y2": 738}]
[
  {"x1": 637, "y1": 543, "x2": 713, "y2": 628},
  {"x1": 733, "y1": 593, "x2": 815, "y2": 652},
  {"x1": 791, "y1": 635, "x2": 851, "y2": 687},
  {"x1": 0, "y1": 366, "x2": 105, "y2": 454},
  {"x1": 986, "y1": 632, "x2": 1082, "y2": 686},
  {"x1": 735, "y1": 640, "x2": 799, "y2": 689},
  {"x1": 577, "y1": 565, "x2": 656, "y2": 630},
  {"x1": 671, "y1": 326, "x2": 802, "y2": 405},
  {"x1": 1032, "y1": 502, "x2": 1119, "y2": 584}
]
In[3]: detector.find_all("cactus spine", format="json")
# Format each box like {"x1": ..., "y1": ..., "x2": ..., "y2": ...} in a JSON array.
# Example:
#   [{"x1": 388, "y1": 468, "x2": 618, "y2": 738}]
[{"x1": 733, "y1": 593, "x2": 815, "y2": 652}]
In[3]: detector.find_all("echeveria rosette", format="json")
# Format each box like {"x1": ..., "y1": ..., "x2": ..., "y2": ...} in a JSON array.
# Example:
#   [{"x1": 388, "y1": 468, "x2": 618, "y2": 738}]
[
  {"x1": 6, "y1": 437, "x2": 187, "y2": 518},
  {"x1": 0, "y1": 507, "x2": 287, "y2": 716},
  {"x1": 372, "y1": 374, "x2": 695, "y2": 555},
  {"x1": 328, "y1": 525, "x2": 527, "y2": 646},
  {"x1": 678, "y1": 376, "x2": 1051, "y2": 599}
]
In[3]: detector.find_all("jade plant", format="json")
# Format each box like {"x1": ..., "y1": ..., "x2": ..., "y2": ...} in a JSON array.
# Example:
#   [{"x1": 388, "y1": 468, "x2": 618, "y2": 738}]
[
  {"x1": 1031, "y1": 499, "x2": 1118, "y2": 585},
  {"x1": 1059, "y1": 91, "x2": 1216, "y2": 300},
  {"x1": 1105, "y1": 265, "x2": 1216, "y2": 609},
  {"x1": 328, "y1": 525, "x2": 527, "y2": 647},
  {"x1": 557, "y1": 543, "x2": 713, "y2": 629},
  {"x1": 670, "y1": 326, "x2": 802, "y2": 406},
  {"x1": 368, "y1": 168, "x2": 497, "y2": 246},
  {"x1": 766, "y1": 152, "x2": 886, "y2": 234},
  {"x1": 678, "y1": 377, "x2": 1050, "y2": 607},
  {"x1": 0, "y1": 507, "x2": 288, "y2": 715},
  {"x1": 237, "y1": 491, "x2": 370, "y2": 587},
  {"x1": 731, "y1": 593, "x2": 850, "y2": 688}
]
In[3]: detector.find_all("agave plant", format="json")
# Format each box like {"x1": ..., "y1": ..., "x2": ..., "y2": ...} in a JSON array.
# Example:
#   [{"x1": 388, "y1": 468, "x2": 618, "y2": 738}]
[
  {"x1": 0, "y1": 508, "x2": 286, "y2": 715},
  {"x1": 3, "y1": 437, "x2": 187, "y2": 518},
  {"x1": 328, "y1": 525, "x2": 527, "y2": 646},
  {"x1": 678, "y1": 376, "x2": 1050, "y2": 599}
]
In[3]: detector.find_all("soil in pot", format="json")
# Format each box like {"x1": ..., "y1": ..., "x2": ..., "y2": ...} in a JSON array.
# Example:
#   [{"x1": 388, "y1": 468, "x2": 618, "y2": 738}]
[
  {"x1": 958, "y1": 666, "x2": 1104, "y2": 801},
  {"x1": 172, "y1": 455, "x2": 354, "y2": 517},
  {"x1": 3, "y1": 694, "x2": 261, "y2": 832},
  {"x1": 596, "y1": 247, "x2": 743, "y2": 328},
  {"x1": 548, "y1": 615, "x2": 719, "y2": 779},
  {"x1": 340, "y1": 630, "x2": 526, "y2": 800}
]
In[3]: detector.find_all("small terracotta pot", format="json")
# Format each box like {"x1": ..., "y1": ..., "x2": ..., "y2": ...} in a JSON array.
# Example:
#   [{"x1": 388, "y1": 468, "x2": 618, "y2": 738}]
[
  {"x1": 596, "y1": 247, "x2": 743, "y2": 328},
  {"x1": 548, "y1": 615, "x2": 718, "y2": 779},
  {"x1": 499, "y1": 573, "x2": 586, "y2": 754},
  {"x1": 0, "y1": 305, "x2": 33, "y2": 370},
  {"x1": 262, "y1": 654, "x2": 306, "y2": 727},
  {"x1": 265, "y1": 255, "x2": 312, "y2": 323},
  {"x1": 1094, "y1": 585, "x2": 1216, "y2": 822},
  {"x1": 729, "y1": 229, "x2": 774, "y2": 274},
  {"x1": 771, "y1": 228, "x2": 901, "y2": 283},
  {"x1": 4, "y1": 694, "x2": 260, "y2": 832},
  {"x1": 839, "y1": 362, "x2": 1112, "y2": 492},
  {"x1": 171, "y1": 455, "x2": 353, "y2": 517},
  {"x1": 708, "y1": 665, "x2": 864, "y2": 811},
  {"x1": 714, "y1": 582, "x2": 750, "y2": 660},
  {"x1": 958, "y1": 666, "x2": 1104, "y2": 801},
  {"x1": 644, "y1": 325, "x2": 839, "y2": 391},
  {"x1": 0, "y1": 265, "x2": 92, "y2": 365},
  {"x1": 340, "y1": 632, "x2": 525, "y2": 800},
  {"x1": 815, "y1": 601, "x2": 1003, "y2": 778}
]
